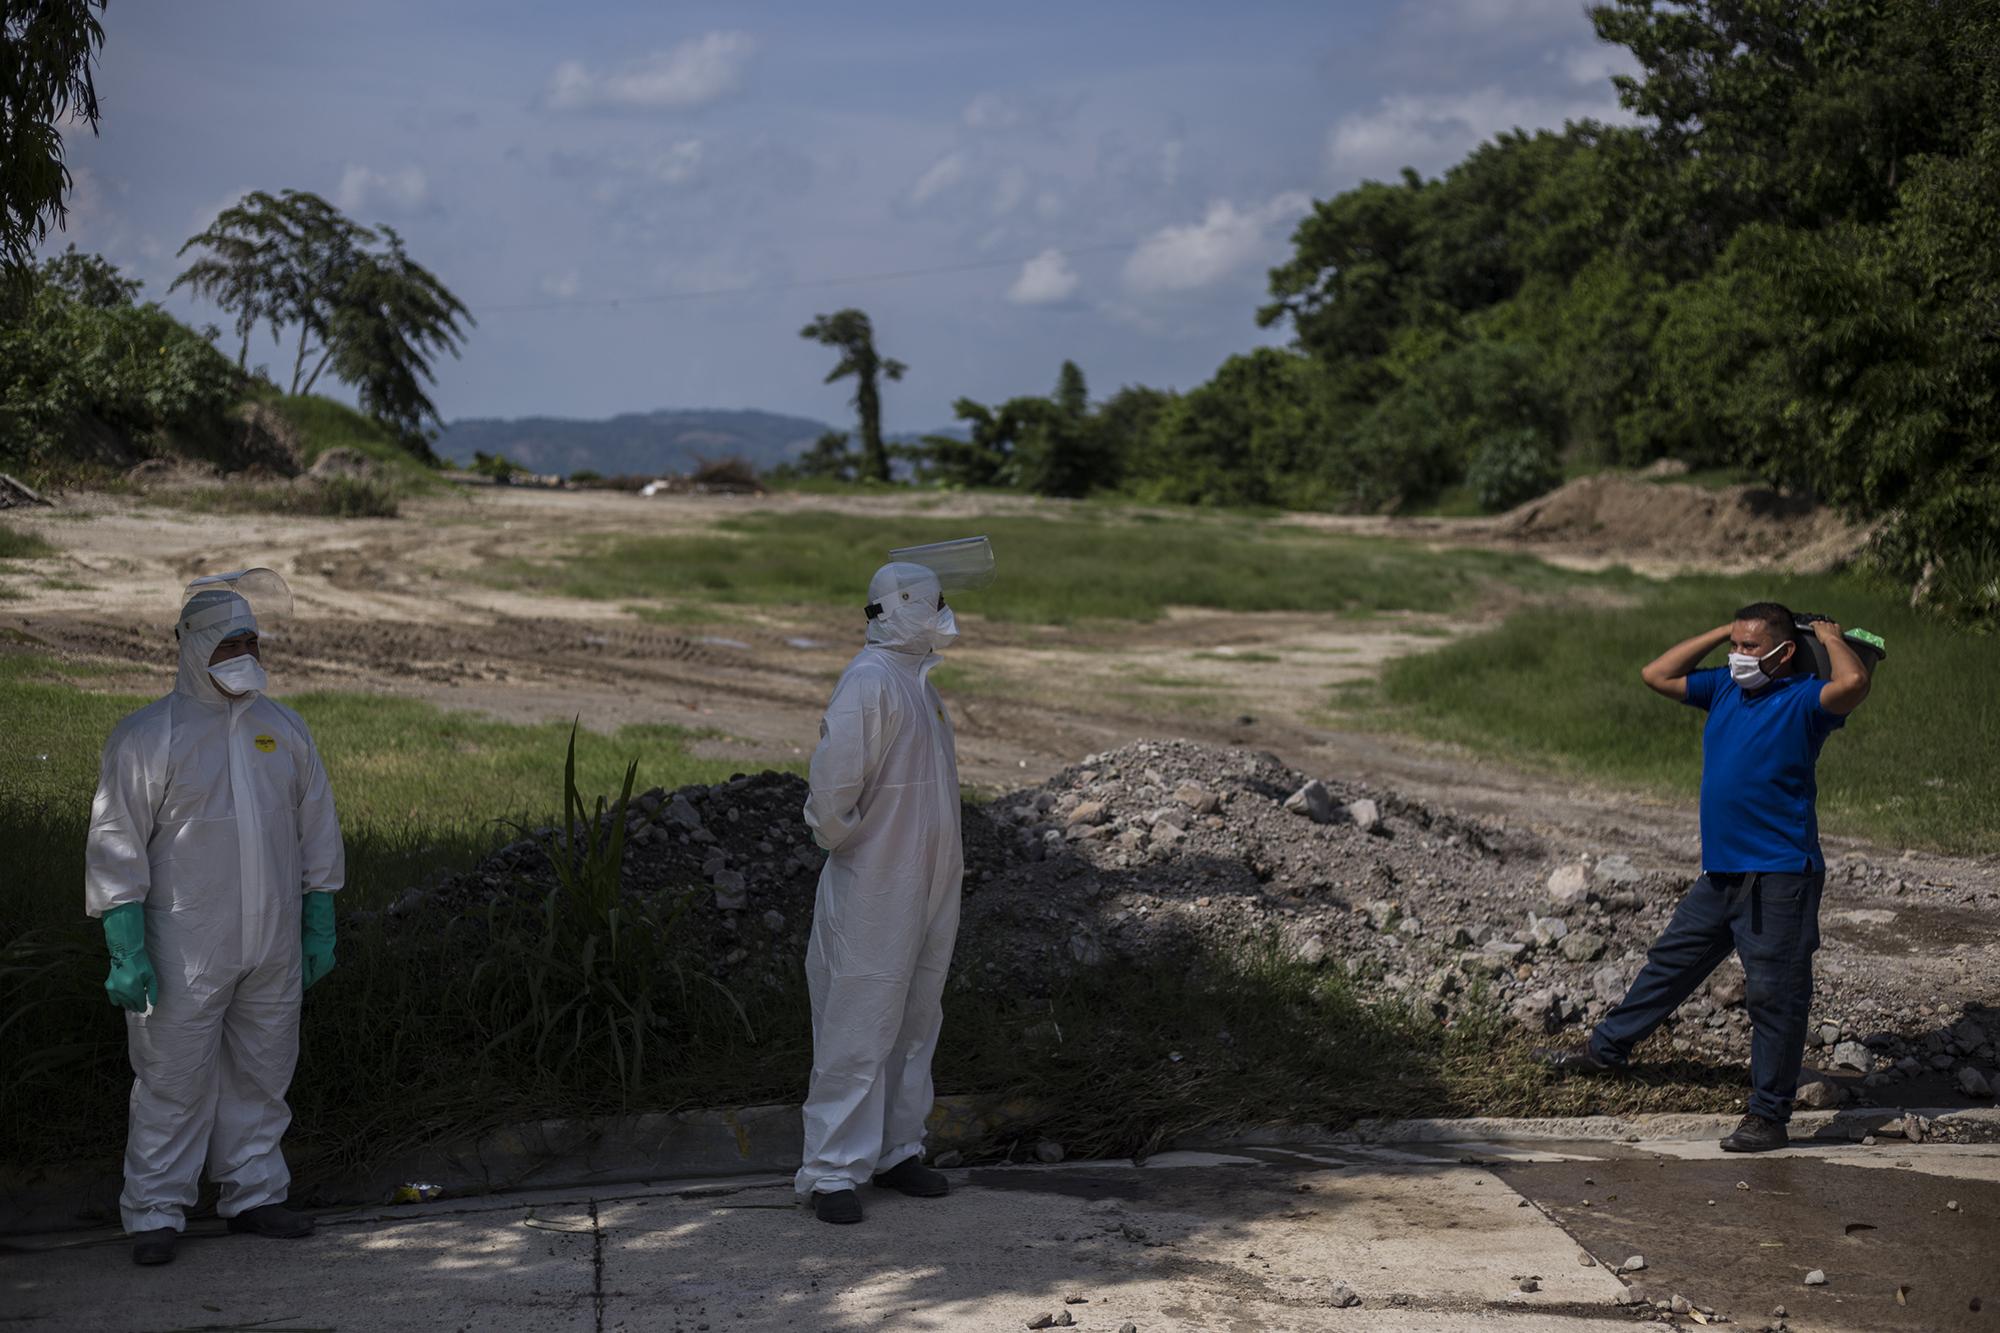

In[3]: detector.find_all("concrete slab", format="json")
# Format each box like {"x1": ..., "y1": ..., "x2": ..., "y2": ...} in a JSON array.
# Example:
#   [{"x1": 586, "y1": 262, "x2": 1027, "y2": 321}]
[
  {"x1": 592, "y1": 1152, "x2": 1627, "y2": 1331},
  {"x1": 1500, "y1": 1148, "x2": 2000, "y2": 1332},
  {"x1": 0, "y1": 1202, "x2": 599, "y2": 1332}
]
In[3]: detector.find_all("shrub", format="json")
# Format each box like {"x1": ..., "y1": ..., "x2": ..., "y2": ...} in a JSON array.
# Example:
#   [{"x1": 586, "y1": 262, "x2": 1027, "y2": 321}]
[{"x1": 1467, "y1": 428, "x2": 1563, "y2": 513}]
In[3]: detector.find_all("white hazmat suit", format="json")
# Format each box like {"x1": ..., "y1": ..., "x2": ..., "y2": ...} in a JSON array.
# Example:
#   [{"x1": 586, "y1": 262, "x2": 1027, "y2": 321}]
[
  {"x1": 85, "y1": 588, "x2": 345, "y2": 1234},
  {"x1": 795, "y1": 563, "x2": 964, "y2": 1196}
]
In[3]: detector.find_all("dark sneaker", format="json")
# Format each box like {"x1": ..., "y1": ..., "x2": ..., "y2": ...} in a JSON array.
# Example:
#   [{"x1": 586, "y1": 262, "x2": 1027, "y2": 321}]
[
  {"x1": 1720, "y1": 1114, "x2": 1788, "y2": 1153},
  {"x1": 811, "y1": 1189, "x2": 864, "y2": 1224},
  {"x1": 872, "y1": 1156, "x2": 950, "y2": 1198},
  {"x1": 225, "y1": 1203, "x2": 316, "y2": 1238},
  {"x1": 1535, "y1": 1046, "x2": 1619, "y2": 1075},
  {"x1": 131, "y1": 1228, "x2": 178, "y2": 1266}
]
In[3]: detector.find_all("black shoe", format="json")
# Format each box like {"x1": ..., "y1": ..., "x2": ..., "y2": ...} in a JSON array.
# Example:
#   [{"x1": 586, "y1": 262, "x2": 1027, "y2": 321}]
[
  {"x1": 131, "y1": 1228, "x2": 178, "y2": 1266},
  {"x1": 1720, "y1": 1114, "x2": 1788, "y2": 1153},
  {"x1": 225, "y1": 1203, "x2": 316, "y2": 1238},
  {"x1": 811, "y1": 1189, "x2": 864, "y2": 1224},
  {"x1": 1535, "y1": 1045, "x2": 1618, "y2": 1075},
  {"x1": 872, "y1": 1156, "x2": 950, "y2": 1198}
]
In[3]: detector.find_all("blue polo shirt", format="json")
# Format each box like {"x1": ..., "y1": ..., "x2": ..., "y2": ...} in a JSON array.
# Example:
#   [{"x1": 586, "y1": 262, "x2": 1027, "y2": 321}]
[{"x1": 1684, "y1": 667, "x2": 1845, "y2": 873}]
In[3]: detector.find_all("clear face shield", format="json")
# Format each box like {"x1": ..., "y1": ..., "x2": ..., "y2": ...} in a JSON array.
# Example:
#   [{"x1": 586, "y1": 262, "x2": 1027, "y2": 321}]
[
  {"x1": 885, "y1": 536, "x2": 994, "y2": 595},
  {"x1": 177, "y1": 568, "x2": 294, "y2": 645}
]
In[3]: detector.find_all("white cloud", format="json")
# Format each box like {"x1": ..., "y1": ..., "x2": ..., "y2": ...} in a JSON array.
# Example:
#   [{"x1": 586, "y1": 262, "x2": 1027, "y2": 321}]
[
  {"x1": 539, "y1": 270, "x2": 580, "y2": 299},
  {"x1": 1562, "y1": 43, "x2": 1640, "y2": 87},
  {"x1": 335, "y1": 164, "x2": 430, "y2": 216},
  {"x1": 962, "y1": 92, "x2": 1023, "y2": 131},
  {"x1": 546, "y1": 32, "x2": 755, "y2": 112},
  {"x1": 1007, "y1": 248, "x2": 1079, "y2": 305},
  {"x1": 907, "y1": 149, "x2": 968, "y2": 205},
  {"x1": 1121, "y1": 193, "x2": 1310, "y2": 296},
  {"x1": 653, "y1": 138, "x2": 705, "y2": 184},
  {"x1": 1324, "y1": 86, "x2": 1629, "y2": 183},
  {"x1": 992, "y1": 164, "x2": 1029, "y2": 215}
]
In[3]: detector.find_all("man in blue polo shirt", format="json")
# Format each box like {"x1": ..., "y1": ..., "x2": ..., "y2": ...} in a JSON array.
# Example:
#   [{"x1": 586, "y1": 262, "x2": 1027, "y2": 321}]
[{"x1": 1543, "y1": 602, "x2": 1873, "y2": 1152}]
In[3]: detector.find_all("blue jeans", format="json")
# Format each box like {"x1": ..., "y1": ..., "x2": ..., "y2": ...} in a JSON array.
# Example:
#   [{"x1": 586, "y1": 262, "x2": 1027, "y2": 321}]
[{"x1": 1589, "y1": 870, "x2": 1823, "y2": 1123}]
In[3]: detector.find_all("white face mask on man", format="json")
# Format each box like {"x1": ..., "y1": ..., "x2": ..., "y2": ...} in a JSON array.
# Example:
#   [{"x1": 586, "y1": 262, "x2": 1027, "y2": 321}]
[
  {"x1": 1727, "y1": 642, "x2": 1789, "y2": 688},
  {"x1": 208, "y1": 654, "x2": 268, "y2": 697}
]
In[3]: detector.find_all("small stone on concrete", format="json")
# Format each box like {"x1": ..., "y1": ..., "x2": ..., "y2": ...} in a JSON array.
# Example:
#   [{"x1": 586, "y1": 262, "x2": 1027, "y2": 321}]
[{"x1": 1620, "y1": 1256, "x2": 1646, "y2": 1273}]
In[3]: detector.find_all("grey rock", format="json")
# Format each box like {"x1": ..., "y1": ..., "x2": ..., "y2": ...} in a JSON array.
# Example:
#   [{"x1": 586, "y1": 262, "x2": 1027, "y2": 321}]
[
  {"x1": 1671, "y1": 1295, "x2": 1692, "y2": 1315},
  {"x1": 1364, "y1": 900, "x2": 1399, "y2": 931},
  {"x1": 1559, "y1": 932, "x2": 1607, "y2": 963},
  {"x1": 1804, "y1": 1269, "x2": 1827, "y2": 1286},
  {"x1": 1546, "y1": 863, "x2": 1591, "y2": 908},
  {"x1": 1174, "y1": 781, "x2": 1220, "y2": 815},
  {"x1": 1619, "y1": 1255, "x2": 1645, "y2": 1273},
  {"x1": 1794, "y1": 1079, "x2": 1847, "y2": 1109},
  {"x1": 761, "y1": 910, "x2": 786, "y2": 933},
  {"x1": 1958, "y1": 1065, "x2": 1994, "y2": 1098},
  {"x1": 712, "y1": 870, "x2": 748, "y2": 912},
  {"x1": 665, "y1": 797, "x2": 703, "y2": 830},
  {"x1": 1035, "y1": 1140, "x2": 1066, "y2": 1163},
  {"x1": 1027, "y1": 1316, "x2": 1054, "y2": 1330},
  {"x1": 1066, "y1": 800, "x2": 1109, "y2": 828},
  {"x1": 1120, "y1": 1324, "x2": 1139, "y2": 1333},
  {"x1": 1593, "y1": 966, "x2": 1630, "y2": 1005},
  {"x1": 1595, "y1": 854, "x2": 1644, "y2": 886},
  {"x1": 1297, "y1": 935, "x2": 1328, "y2": 967},
  {"x1": 1346, "y1": 798, "x2": 1381, "y2": 833},
  {"x1": 1067, "y1": 933, "x2": 1105, "y2": 966},
  {"x1": 1831, "y1": 1041, "x2": 1875, "y2": 1073},
  {"x1": 1329, "y1": 1285, "x2": 1362, "y2": 1308},
  {"x1": 1529, "y1": 914, "x2": 1570, "y2": 946},
  {"x1": 1711, "y1": 971, "x2": 1748, "y2": 1008},
  {"x1": 1519, "y1": 1278, "x2": 1541, "y2": 1293},
  {"x1": 1818, "y1": 1021, "x2": 1843, "y2": 1046},
  {"x1": 1283, "y1": 780, "x2": 1336, "y2": 824},
  {"x1": 1148, "y1": 822, "x2": 1185, "y2": 848}
]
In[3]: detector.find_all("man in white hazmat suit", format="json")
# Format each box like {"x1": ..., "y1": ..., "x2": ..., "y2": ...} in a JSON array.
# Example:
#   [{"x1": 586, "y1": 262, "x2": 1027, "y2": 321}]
[
  {"x1": 796, "y1": 561, "x2": 965, "y2": 1224},
  {"x1": 85, "y1": 578, "x2": 344, "y2": 1265}
]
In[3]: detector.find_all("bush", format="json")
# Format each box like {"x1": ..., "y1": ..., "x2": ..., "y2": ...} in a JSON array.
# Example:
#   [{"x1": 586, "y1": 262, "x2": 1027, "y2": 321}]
[
  {"x1": 153, "y1": 476, "x2": 400, "y2": 519},
  {"x1": 1466, "y1": 428, "x2": 1562, "y2": 513},
  {"x1": 0, "y1": 276, "x2": 241, "y2": 465}
]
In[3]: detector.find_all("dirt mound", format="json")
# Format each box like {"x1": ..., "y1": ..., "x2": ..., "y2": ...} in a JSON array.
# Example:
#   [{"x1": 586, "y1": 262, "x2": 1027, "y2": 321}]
[
  {"x1": 376, "y1": 739, "x2": 2000, "y2": 1109},
  {"x1": 1499, "y1": 474, "x2": 1867, "y2": 572},
  {"x1": 305, "y1": 447, "x2": 379, "y2": 482}
]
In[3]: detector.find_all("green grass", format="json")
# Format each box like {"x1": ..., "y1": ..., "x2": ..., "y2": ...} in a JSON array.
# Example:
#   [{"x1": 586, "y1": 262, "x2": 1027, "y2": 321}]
[
  {"x1": 0, "y1": 521, "x2": 57, "y2": 559},
  {"x1": 494, "y1": 508, "x2": 1636, "y2": 626},
  {"x1": 257, "y1": 393, "x2": 439, "y2": 485},
  {"x1": 142, "y1": 474, "x2": 402, "y2": 519},
  {"x1": 1362, "y1": 571, "x2": 1998, "y2": 855}
]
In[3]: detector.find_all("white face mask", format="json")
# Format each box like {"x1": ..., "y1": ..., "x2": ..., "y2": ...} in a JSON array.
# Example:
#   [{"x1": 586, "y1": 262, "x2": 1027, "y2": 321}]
[
  {"x1": 208, "y1": 654, "x2": 268, "y2": 697},
  {"x1": 1727, "y1": 643, "x2": 1788, "y2": 688},
  {"x1": 925, "y1": 606, "x2": 960, "y2": 653}
]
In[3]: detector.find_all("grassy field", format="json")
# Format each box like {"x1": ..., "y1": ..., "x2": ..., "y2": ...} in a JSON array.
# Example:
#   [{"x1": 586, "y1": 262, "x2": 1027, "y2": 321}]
[
  {"x1": 1358, "y1": 571, "x2": 1998, "y2": 855},
  {"x1": 494, "y1": 508, "x2": 1640, "y2": 624}
]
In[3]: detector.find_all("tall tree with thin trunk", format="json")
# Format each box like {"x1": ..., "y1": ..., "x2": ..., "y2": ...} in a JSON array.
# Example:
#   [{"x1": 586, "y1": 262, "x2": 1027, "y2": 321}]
[
  {"x1": 799, "y1": 309, "x2": 904, "y2": 483},
  {"x1": 1, "y1": 0, "x2": 106, "y2": 275}
]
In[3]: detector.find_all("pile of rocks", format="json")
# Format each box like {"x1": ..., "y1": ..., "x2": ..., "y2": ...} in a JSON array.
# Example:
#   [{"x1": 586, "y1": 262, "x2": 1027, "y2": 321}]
[{"x1": 378, "y1": 739, "x2": 2000, "y2": 1109}]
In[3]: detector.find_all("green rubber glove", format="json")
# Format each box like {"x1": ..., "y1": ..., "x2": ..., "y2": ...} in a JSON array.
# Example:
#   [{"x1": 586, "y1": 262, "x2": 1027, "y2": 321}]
[
  {"x1": 301, "y1": 891, "x2": 337, "y2": 991},
  {"x1": 101, "y1": 902, "x2": 158, "y2": 1012}
]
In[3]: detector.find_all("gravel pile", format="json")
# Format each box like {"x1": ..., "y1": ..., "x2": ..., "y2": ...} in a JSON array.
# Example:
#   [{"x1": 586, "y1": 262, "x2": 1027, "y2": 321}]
[{"x1": 380, "y1": 739, "x2": 2000, "y2": 1111}]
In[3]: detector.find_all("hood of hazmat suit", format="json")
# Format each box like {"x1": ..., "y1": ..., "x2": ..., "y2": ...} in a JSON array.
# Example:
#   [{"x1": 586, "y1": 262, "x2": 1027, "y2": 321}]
[
  {"x1": 794, "y1": 563, "x2": 964, "y2": 1195},
  {"x1": 84, "y1": 580, "x2": 345, "y2": 1234},
  {"x1": 864, "y1": 561, "x2": 959, "y2": 655}
]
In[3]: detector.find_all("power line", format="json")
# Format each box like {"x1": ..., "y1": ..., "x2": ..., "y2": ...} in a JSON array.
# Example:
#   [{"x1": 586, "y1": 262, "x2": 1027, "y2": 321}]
[{"x1": 473, "y1": 238, "x2": 1141, "y2": 314}]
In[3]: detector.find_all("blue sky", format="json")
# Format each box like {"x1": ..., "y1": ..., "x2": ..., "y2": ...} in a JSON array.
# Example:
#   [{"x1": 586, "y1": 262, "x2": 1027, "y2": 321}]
[{"x1": 49, "y1": 0, "x2": 1635, "y2": 429}]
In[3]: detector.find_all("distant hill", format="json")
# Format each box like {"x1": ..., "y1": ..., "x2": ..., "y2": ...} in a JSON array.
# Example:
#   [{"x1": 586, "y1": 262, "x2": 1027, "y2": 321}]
[{"x1": 436, "y1": 408, "x2": 836, "y2": 478}]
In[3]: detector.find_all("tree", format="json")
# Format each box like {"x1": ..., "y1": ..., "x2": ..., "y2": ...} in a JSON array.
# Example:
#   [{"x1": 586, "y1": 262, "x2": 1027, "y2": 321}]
[
  {"x1": 1, "y1": 0, "x2": 105, "y2": 274},
  {"x1": 799, "y1": 309, "x2": 903, "y2": 483},
  {"x1": 324, "y1": 227, "x2": 471, "y2": 459},
  {"x1": 172, "y1": 190, "x2": 373, "y2": 385},
  {"x1": 40, "y1": 241, "x2": 138, "y2": 307},
  {"x1": 172, "y1": 191, "x2": 471, "y2": 457},
  {"x1": 790, "y1": 429, "x2": 859, "y2": 482}
]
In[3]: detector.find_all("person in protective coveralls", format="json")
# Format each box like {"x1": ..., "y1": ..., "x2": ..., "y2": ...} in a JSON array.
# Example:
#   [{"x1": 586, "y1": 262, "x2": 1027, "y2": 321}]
[
  {"x1": 795, "y1": 560, "x2": 967, "y2": 1224},
  {"x1": 85, "y1": 573, "x2": 344, "y2": 1265}
]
